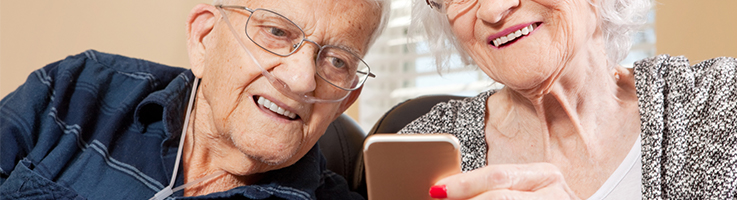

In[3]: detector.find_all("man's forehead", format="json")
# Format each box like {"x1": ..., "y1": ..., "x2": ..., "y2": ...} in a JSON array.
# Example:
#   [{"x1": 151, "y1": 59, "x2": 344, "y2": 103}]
[{"x1": 239, "y1": 0, "x2": 381, "y2": 55}]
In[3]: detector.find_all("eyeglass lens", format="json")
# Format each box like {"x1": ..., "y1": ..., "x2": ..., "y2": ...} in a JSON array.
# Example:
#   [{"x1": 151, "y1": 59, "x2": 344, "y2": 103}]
[{"x1": 245, "y1": 9, "x2": 371, "y2": 91}]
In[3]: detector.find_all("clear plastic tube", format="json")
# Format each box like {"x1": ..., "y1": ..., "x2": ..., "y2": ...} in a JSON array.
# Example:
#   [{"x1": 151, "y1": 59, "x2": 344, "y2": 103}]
[
  {"x1": 150, "y1": 78, "x2": 221, "y2": 200},
  {"x1": 170, "y1": 170, "x2": 226, "y2": 194}
]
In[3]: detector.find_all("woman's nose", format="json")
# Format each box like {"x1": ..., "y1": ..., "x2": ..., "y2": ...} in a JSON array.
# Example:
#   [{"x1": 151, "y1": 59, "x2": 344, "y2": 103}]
[
  {"x1": 272, "y1": 45, "x2": 318, "y2": 95},
  {"x1": 476, "y1": 0, "x2": 520, "y2": 24}
]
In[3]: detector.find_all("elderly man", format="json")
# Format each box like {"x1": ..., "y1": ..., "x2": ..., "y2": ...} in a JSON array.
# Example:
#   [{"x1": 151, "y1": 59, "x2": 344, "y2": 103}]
[{"x1": 0, "y1": 0, "x2": 387, "y2": 199}]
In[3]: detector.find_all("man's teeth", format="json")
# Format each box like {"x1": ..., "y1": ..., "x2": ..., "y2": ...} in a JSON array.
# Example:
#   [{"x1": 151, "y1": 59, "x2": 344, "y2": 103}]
[
  {"x1": 257, "y1": 96, "x2": 297, "y2": 119},
  {"x1": 492, "y1": 23, "x2": 536, "y2": 47}
]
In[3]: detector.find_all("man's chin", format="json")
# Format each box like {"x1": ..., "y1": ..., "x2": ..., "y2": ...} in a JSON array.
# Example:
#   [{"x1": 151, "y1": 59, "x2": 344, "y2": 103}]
[
  {"x1": 247, "y1": 146, "x2": 301, "y2": 168},
  {"x1": 231, "y1": 135, "x2": 304, "y2": 167}
]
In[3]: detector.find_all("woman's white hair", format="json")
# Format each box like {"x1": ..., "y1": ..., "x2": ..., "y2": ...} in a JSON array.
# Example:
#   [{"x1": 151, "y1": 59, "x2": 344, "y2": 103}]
[
  {"x1": 411, "y1": 0, "x2": 652, "y2": 71},
  {"x1": 212, "y1": 0, "x2": 391, "y2": 50}
]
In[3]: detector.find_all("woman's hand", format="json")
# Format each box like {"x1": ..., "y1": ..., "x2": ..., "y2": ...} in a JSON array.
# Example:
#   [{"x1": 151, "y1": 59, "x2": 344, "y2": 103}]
[{"x1": 429, "y1": 162, "x2": 580, "y2": 200}]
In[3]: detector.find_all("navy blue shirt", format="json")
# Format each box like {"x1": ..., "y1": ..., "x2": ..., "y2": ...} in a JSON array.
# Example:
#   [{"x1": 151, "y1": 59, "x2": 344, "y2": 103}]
[{"x1": 0, "y1": 50, "x2": 361, "y2": 200}]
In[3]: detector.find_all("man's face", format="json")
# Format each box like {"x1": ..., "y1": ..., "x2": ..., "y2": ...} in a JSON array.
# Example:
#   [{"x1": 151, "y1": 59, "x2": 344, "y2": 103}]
[{"x1": 189, "y1": 0, "x2": 380, "y2": 173}]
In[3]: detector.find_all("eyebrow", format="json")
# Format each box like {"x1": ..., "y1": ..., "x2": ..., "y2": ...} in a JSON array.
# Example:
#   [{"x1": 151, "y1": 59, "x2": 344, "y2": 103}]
[
  {"x1": 337, "y1": 45, "x2": 363, "y2": 56},
  {"x1": 330, "y1": 37, "x2": 366, "y2": 55},
  {"x1": 315, "y1": 37, "x2": 364, "y2": 56}
]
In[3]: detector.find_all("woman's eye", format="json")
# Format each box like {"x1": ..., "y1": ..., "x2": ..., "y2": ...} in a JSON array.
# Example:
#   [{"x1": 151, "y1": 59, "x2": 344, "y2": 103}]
[{"x1": 268, "y1": 27, "x2": 287, "y2": 37}]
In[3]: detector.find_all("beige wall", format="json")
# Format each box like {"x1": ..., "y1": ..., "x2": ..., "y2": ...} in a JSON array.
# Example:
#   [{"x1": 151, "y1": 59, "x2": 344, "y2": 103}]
[
  {"x1": 655, "y1": 0, "x2": 737, "y2": 63},
  {"x1": 0, "y1": 0, "x2": 360, "y2": 119},
  {"x1": 0, "y1": 0, "x2": 210, "y2": 97}
]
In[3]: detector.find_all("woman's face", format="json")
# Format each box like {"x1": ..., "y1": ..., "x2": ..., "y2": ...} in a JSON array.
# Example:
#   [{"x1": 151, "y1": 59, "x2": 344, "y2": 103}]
[{"x1": 448, "y1": 0, "x2": 599, "y2": 94}]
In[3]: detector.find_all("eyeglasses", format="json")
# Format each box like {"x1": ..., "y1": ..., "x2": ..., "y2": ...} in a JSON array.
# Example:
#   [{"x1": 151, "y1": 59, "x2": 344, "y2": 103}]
[
  {"x1": 425, "y1": 0, "x2": 476, "y2": 14},
  {"x1": 216, "y1": 5, "x2": 374, "y2": 97}
]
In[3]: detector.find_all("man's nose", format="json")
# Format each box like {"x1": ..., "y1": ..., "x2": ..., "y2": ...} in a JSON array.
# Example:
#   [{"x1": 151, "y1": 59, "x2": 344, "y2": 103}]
[{"x1": 271, "y1": 44, "x2": 318, "y2": 95}]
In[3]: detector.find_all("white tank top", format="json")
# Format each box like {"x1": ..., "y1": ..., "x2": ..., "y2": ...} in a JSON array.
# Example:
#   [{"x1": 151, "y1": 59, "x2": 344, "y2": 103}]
[{"x1": 587, "y1": 137, "x2": 642, "y2": 200}]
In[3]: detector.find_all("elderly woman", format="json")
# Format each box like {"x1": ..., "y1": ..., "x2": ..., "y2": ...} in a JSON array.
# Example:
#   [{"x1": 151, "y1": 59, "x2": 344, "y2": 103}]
[
  {"x1": 400, "y1": 0, "x2": 737, "y2": 199},
  {"x1": 0, "y1": 0, "x2": 388, "y2": 199}
]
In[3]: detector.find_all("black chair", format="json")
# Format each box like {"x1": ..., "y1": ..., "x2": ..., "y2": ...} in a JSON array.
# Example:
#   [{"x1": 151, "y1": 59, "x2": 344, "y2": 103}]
[
  {"x1": 367, "y1": 95, "x2": 466, "y2": 135},
  {"x1": 318, "y1": 113, "x2": 366, "y2": 191}
]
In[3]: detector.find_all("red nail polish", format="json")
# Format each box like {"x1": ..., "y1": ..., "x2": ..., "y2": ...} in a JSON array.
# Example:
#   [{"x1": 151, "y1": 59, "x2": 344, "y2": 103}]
[{"x1": 429, "y1": 185, "x2": 447, "y2": 199}]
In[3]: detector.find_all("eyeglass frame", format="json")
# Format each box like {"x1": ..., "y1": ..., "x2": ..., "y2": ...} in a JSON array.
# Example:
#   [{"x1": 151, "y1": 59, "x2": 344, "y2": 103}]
[
  {"x1": 215, "y1": 5, "x2": 375, "y2": 92},
  {"x1": 426, "y1": 0, "x2": 447, "y2": 13},
  {"x1": 425, "y1": 0, "x2": 477, "y2": 15}
]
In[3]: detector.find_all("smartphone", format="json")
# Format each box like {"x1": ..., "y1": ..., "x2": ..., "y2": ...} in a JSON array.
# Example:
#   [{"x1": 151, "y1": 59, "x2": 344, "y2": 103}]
[{"x1": 363, "y1": 134, "x2": 461, "y2": 200}]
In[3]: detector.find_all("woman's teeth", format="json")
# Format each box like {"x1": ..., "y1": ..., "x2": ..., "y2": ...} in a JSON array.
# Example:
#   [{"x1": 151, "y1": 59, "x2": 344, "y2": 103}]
[
  {"x1": 492, "y1": 23, "x2": 537, "y2": 47},
  {"x1": 257, "y1": 96, "x2": 297, "y2": 119}
]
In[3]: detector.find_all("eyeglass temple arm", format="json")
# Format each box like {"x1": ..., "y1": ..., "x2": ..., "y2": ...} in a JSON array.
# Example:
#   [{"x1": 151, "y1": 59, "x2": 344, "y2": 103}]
[
  {"x1": 358, "y1": 71, "x2": 376, "y2": 78},
  {"x1": 425, "y1": 0, "x2": 442, "y2": 10},
  {"x1": 216, "y1": 5, "x2": 255, "y2": 13}
]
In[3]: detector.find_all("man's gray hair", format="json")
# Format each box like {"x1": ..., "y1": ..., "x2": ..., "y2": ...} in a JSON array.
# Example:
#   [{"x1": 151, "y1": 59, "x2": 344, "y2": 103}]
[
  {"x1": 212, "y1": 0, "x2": 391, "y2": 52},
  {"x1": 411, "y1": 0, "x2": 652, "y2": 71}
]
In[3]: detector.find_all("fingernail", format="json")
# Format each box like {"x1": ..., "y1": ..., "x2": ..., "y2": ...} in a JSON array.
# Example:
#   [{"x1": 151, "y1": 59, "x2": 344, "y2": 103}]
[{"x1": 429, "y1": 185, "x2": 447, "y2": 199}]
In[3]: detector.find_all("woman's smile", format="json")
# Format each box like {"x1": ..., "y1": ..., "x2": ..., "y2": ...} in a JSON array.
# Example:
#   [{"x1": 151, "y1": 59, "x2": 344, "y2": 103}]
[{"x1": 488, "y1": 22, "x2": 541, "y2": 48}]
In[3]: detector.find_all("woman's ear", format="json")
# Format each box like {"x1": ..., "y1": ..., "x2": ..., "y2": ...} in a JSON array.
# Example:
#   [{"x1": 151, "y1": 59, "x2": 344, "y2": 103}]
[{"x1": 186, "y1": 4, "x2": 218, "y2": 78}]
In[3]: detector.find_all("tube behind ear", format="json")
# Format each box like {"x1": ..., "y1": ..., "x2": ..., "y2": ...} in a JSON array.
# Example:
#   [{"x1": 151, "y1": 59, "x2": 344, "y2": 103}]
[{"x1": 336, "y1": 86, "x2": 362, "y2": 119}]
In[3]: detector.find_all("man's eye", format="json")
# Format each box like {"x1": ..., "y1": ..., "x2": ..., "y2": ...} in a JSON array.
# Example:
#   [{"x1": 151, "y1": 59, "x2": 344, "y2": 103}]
[
  {"x1": 330, "y1": 57, "x2": 346, "y2": 69},
  {"x1": 269, "y1": 27, "x2": 287, "y2": 37}
]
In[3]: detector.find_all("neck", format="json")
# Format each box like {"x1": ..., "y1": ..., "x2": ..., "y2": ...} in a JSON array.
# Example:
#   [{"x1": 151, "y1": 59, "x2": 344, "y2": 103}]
[
  {"x1": 180, "y1": 89, "x2": 265, "y2": 196},
  {"x1": 487, "y1": 41, "x2": 639, "y2": 161}
]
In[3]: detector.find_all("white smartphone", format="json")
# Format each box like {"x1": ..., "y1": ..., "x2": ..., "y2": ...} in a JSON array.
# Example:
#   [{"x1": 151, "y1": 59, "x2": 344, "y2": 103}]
[{"x1": 363, "y1": 134, "x2": 461, "y2": 200}]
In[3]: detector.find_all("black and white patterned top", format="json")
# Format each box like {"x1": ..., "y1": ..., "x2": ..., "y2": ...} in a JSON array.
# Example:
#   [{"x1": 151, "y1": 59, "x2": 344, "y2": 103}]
[{"x1": 398, "y1": 55, "x2": 737, "y2": 199}]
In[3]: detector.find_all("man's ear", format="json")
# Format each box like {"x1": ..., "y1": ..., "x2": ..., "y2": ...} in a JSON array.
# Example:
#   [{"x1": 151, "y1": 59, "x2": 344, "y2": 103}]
[
  {"x1": 335, "y1": 86, "x2": 363, "y2": 118},
  {"x1": 186, "y1": 4, "x2": 218, "y2": 78}
]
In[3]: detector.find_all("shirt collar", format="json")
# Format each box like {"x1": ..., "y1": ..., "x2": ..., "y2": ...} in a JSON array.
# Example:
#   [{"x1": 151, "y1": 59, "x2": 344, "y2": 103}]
[
  {"x1": 180, "y1": 144, "x2": 327, "y2": 200},
  {"x1": 134, "y1": 70, "x2": 195, "y2": 140}
]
